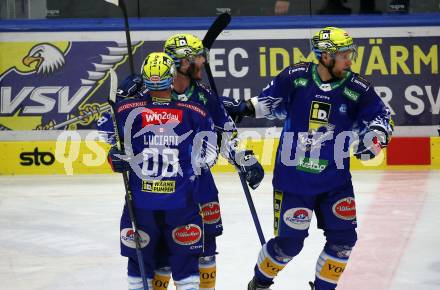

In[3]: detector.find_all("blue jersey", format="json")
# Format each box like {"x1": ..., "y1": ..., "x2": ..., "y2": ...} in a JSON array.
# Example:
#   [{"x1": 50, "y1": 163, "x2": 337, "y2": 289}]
[
  {"x1": 251, "y1": 62, "x2": 393, "y2": 195},
  {"x1": 110, "y1": 95, "x2": 217, "y2": 210},
  {"x1": 169, "y1": 81, "x2": 239, "y2": 203}
]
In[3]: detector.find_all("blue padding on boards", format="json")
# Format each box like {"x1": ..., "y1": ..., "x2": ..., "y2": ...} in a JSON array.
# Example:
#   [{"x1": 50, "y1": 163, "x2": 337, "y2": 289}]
[{"x1": 1, "y1": 13, "x2": 440, "y2": 32}]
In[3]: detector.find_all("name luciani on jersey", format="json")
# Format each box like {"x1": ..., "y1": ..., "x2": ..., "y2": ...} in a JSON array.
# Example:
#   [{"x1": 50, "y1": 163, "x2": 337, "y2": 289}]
[{"x1": 118, "y1": 107, "x2": 218, "y2": 180}]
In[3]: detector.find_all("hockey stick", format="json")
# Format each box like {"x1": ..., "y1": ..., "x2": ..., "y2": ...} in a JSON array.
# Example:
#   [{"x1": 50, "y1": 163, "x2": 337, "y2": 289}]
[
  {"x1": 202, "y1": 13, "x2": 266, "y2": 246},
  {"x1": 202, "y1": 12, "x2": 230, "y2": 96},
  {"x1": 50, "y1": 104, "x2": 111, "y2": 129},
  {"x1": 105, "y1": 0, "x2": 135, "y2": 74},
  {"x1": 104, "y1": 2, "x2": 147, "y2": 288},
  {"x1": 108, "y1": 69, "x2": 149, "y2": 290}
]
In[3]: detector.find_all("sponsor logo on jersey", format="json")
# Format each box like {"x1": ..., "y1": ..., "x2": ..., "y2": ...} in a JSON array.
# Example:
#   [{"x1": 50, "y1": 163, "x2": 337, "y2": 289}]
[
  {"x1": 273, "y1": 190, "x2": 283, "y2": 236},
  {"x1": 198, "y1": 92, "x2": 208, "y2": 105},
  {"x1": 309, "y1": 101, "x2": 331, "y2": 131},
  {"x1": 172, "y1": 224, "x2": 202, "y2": 245},
  {"x1": 351, "y1": 77, "x2": 368, "y2": 89},
  {"x1": 120, "y1": 228, "x2": 150, "y2": 248},
  {"x1": 201, "y1": 202, "x2": 221, "y2": 224},
  {"x1": 142, "y1": 180, "x2": 176, "y2": 193},
  {"x1": 293, "y1": 78, "x2": 308, "y2": 88},
  {"x1": 332, "y1": 197, "x2": 356, "y2": 220},
  {"x1": 342, "y1": 87, "x2": 359, "y2": 102},
  {"x1": 289, "y1": 66, "x2": 307, "y2": 75},
  {"x1": 142, "y1": 108, "x2": 182, "y2": 126},
  {"x1": 176, "y1": 102, "x2": 206, "y2": 117},
  {"x1": 339, "y1": 104, "x2": 347, "y2": 114},
  {"x1": 283, "y1": 207, "x2": 313, "y2": 230},
  {"x1": 315, "y1": 94, "x2": 330, "y2": 100},
  {"x1": 117, "y1": 101, "x2": 148, "y2": 113},
  {"x1": 296, "y1": 157, "x2": 328, "y2": 174}
]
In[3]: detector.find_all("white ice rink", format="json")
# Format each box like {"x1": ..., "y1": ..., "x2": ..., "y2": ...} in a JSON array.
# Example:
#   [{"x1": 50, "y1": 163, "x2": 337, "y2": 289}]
[{"x1": 1, "y1": 171, "x2": 439, "y2": 290}]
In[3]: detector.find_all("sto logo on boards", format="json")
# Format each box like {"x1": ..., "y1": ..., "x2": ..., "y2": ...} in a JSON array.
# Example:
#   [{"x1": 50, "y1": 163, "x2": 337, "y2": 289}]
[{"x1": 20, "y1": 147, "x2": 55, "y2": 166}]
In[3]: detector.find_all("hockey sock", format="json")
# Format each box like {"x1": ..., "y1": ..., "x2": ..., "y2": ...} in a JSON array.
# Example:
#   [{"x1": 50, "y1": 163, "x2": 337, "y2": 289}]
[
  {"x1": 314, "y1": 229, "x2": 357, "y2": 290},
  {"x1": 153, "y1": 267, "x2": 171, "y2": 290},
  {"x1": 128, "y1": 275, "x2": 153, "y2": 290},
  {"x1": 254, "y1": 239, "x2": 293, "y2": 284},
  {"x1": 174, "y1": 275, "x2": 200, "y2": 290},
  {"x1": 314, "y1": 249, "x2": 348, "y2": 290},
  {"x1": 199, "y1": 255, "x2": 216, "y2": 290}
]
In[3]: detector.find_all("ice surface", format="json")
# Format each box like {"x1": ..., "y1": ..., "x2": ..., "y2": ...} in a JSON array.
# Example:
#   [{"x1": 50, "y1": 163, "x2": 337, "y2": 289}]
[{"x1": 1, "y1": 171, "x2": 439, "y2": 290}]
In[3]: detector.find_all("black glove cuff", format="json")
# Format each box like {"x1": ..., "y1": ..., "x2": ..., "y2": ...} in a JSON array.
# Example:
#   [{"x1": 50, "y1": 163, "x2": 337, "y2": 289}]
[{"x1": 244, "y1": 100, "x2": 256, "y2": 117}]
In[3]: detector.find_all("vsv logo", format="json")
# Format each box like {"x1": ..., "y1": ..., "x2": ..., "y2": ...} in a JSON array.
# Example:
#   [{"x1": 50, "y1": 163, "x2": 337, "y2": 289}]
[
  {"x1": 1, "y1": 86, "x2": 92, "y2": 115},
  {"x1": 20, "y1": 147, "x2": 55, "y2": 166},
  {"x1": 142, "y1": 108, "x2": 183, "y2": 126}
]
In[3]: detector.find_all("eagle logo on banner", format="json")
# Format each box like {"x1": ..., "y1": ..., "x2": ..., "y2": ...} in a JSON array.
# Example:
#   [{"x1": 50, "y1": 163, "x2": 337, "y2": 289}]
[{"x1": 0, "y1": 40, "x2": 142, "y2": 130}]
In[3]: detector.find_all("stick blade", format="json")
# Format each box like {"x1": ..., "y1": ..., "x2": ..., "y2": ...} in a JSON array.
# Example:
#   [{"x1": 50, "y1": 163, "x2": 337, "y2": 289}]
[
  {"x1": 202, "y1": 12, "x2": 231, "y2": 49},
  {"x1": 109, "y1": 69, "x2": 118, "y2": 104},
  {"x1": 105, "y1": 0, "x2": 119, "y2": 6}
]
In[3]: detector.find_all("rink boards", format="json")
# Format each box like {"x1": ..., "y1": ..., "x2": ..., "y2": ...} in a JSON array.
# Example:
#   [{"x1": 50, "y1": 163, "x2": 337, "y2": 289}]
[
  {"x1": 1, "y1": 16, "x2": 439, "y2": 175},
  {"x1": 1, "y1": 136, "x2": 440, "y2": 175}
]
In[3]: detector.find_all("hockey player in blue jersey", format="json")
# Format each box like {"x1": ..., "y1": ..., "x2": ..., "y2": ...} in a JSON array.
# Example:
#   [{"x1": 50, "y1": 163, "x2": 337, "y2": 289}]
[
  {"x1": 162, "y1": 33, "x2": 265, "y2": 290},
  {"x1": 107, "y1": 33, "x2": 265, "y2": 290},
  {"x1": 106, "y1": 52, "x2": 219, "y2": 290},
  {"x1": 100, "y1": 33, "x2": 264, "y2": 290},
  {"x1": 221, "y1": 27, "x2": 394, "y2": 290}
]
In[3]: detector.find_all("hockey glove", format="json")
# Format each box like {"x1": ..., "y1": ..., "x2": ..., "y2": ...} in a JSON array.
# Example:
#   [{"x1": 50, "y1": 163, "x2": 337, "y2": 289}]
[
  {"x1": 234, "y1": 150, "x2": 264, "y2": 189},
  {"x1": 116, "y1": 74, "x2": 143, "y2": 99},
  {"x1": 107, "y1": 146, "x2": 128, "y2": 173},
  {"x1": 354, "y1": 126, "x2": 390, "y2": 161},
  {"x1": 220, "y1": 97, "x2": 255, "y2": 123}
]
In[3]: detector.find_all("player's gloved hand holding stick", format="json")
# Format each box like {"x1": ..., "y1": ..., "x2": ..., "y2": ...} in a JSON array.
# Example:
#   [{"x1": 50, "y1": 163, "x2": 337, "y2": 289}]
[
  {"x1": 354, "y1": 125, "x2": 391, "y2": 160},
  {"x1": 221, "y1": 97, "x2": 255, "y2": 123},
  {"x1": 116, "y1": 74, "x2": 143, "y2": 98},
  {"x1": 232, "y1": 150, "x2": 264, "y2": 190}
]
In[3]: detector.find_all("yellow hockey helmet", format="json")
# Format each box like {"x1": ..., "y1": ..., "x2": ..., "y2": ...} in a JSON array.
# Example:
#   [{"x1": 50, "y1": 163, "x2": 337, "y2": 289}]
[
  {"x1": 164, "y1": 33, "x2": 208, "y2": 67},
  {"x1": 311, "y1": 27, "x2": 356, "y2": 60},
  {"x1": 141, "y1": 52, "x2": 176, "y2": 91}
]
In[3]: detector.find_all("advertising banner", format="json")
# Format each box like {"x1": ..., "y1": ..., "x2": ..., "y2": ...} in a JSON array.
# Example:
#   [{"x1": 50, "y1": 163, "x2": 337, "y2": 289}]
[{"x1": 1, "y1": 27, "x2": 439, "y2": 135}]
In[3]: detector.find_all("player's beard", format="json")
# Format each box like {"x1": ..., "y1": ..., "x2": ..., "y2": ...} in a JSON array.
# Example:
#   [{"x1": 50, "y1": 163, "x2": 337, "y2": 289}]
[
  {"x1": 188, "y1": 63, "x2": 203, "y2": 80},
  {"x1": 330, "y1": 66, "x2": 350, "y2": 79}
]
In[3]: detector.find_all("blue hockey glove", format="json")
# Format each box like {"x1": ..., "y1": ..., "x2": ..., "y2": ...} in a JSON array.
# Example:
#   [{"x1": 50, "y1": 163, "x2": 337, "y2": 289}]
[
  {"x1": 116, "y1": 74, "x2": 143, "y2": 99},
  {"x1": 107, "y1": 146, "x2": 128, "y2": 173},
  {"x1": 354, "y1": 126, "x2": 390, "y2": 161},
  {"x1": 234, "y1": 150, "x2": 264, "y2": 189},
  {"x1": 220, "y1": 97, "x2": 254, "y2": 123}
]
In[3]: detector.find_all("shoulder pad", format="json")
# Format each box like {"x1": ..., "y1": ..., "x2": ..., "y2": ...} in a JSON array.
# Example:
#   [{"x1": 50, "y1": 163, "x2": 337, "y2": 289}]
[
  {"x1": 349, "y1": 73, "x2": 372, "y2": 92},
  {"x1": 286, "y1": 62, "x2": 312, "y2": 76}
]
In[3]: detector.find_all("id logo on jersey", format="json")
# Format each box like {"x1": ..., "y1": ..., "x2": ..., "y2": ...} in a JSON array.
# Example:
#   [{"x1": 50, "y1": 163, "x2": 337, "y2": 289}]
[
  {"x1": 142, "y1": 108, "x2": 183, "y2": 126},
  {"x1": 309, "y1": 101, "x2": 331, "y2": 131}
]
